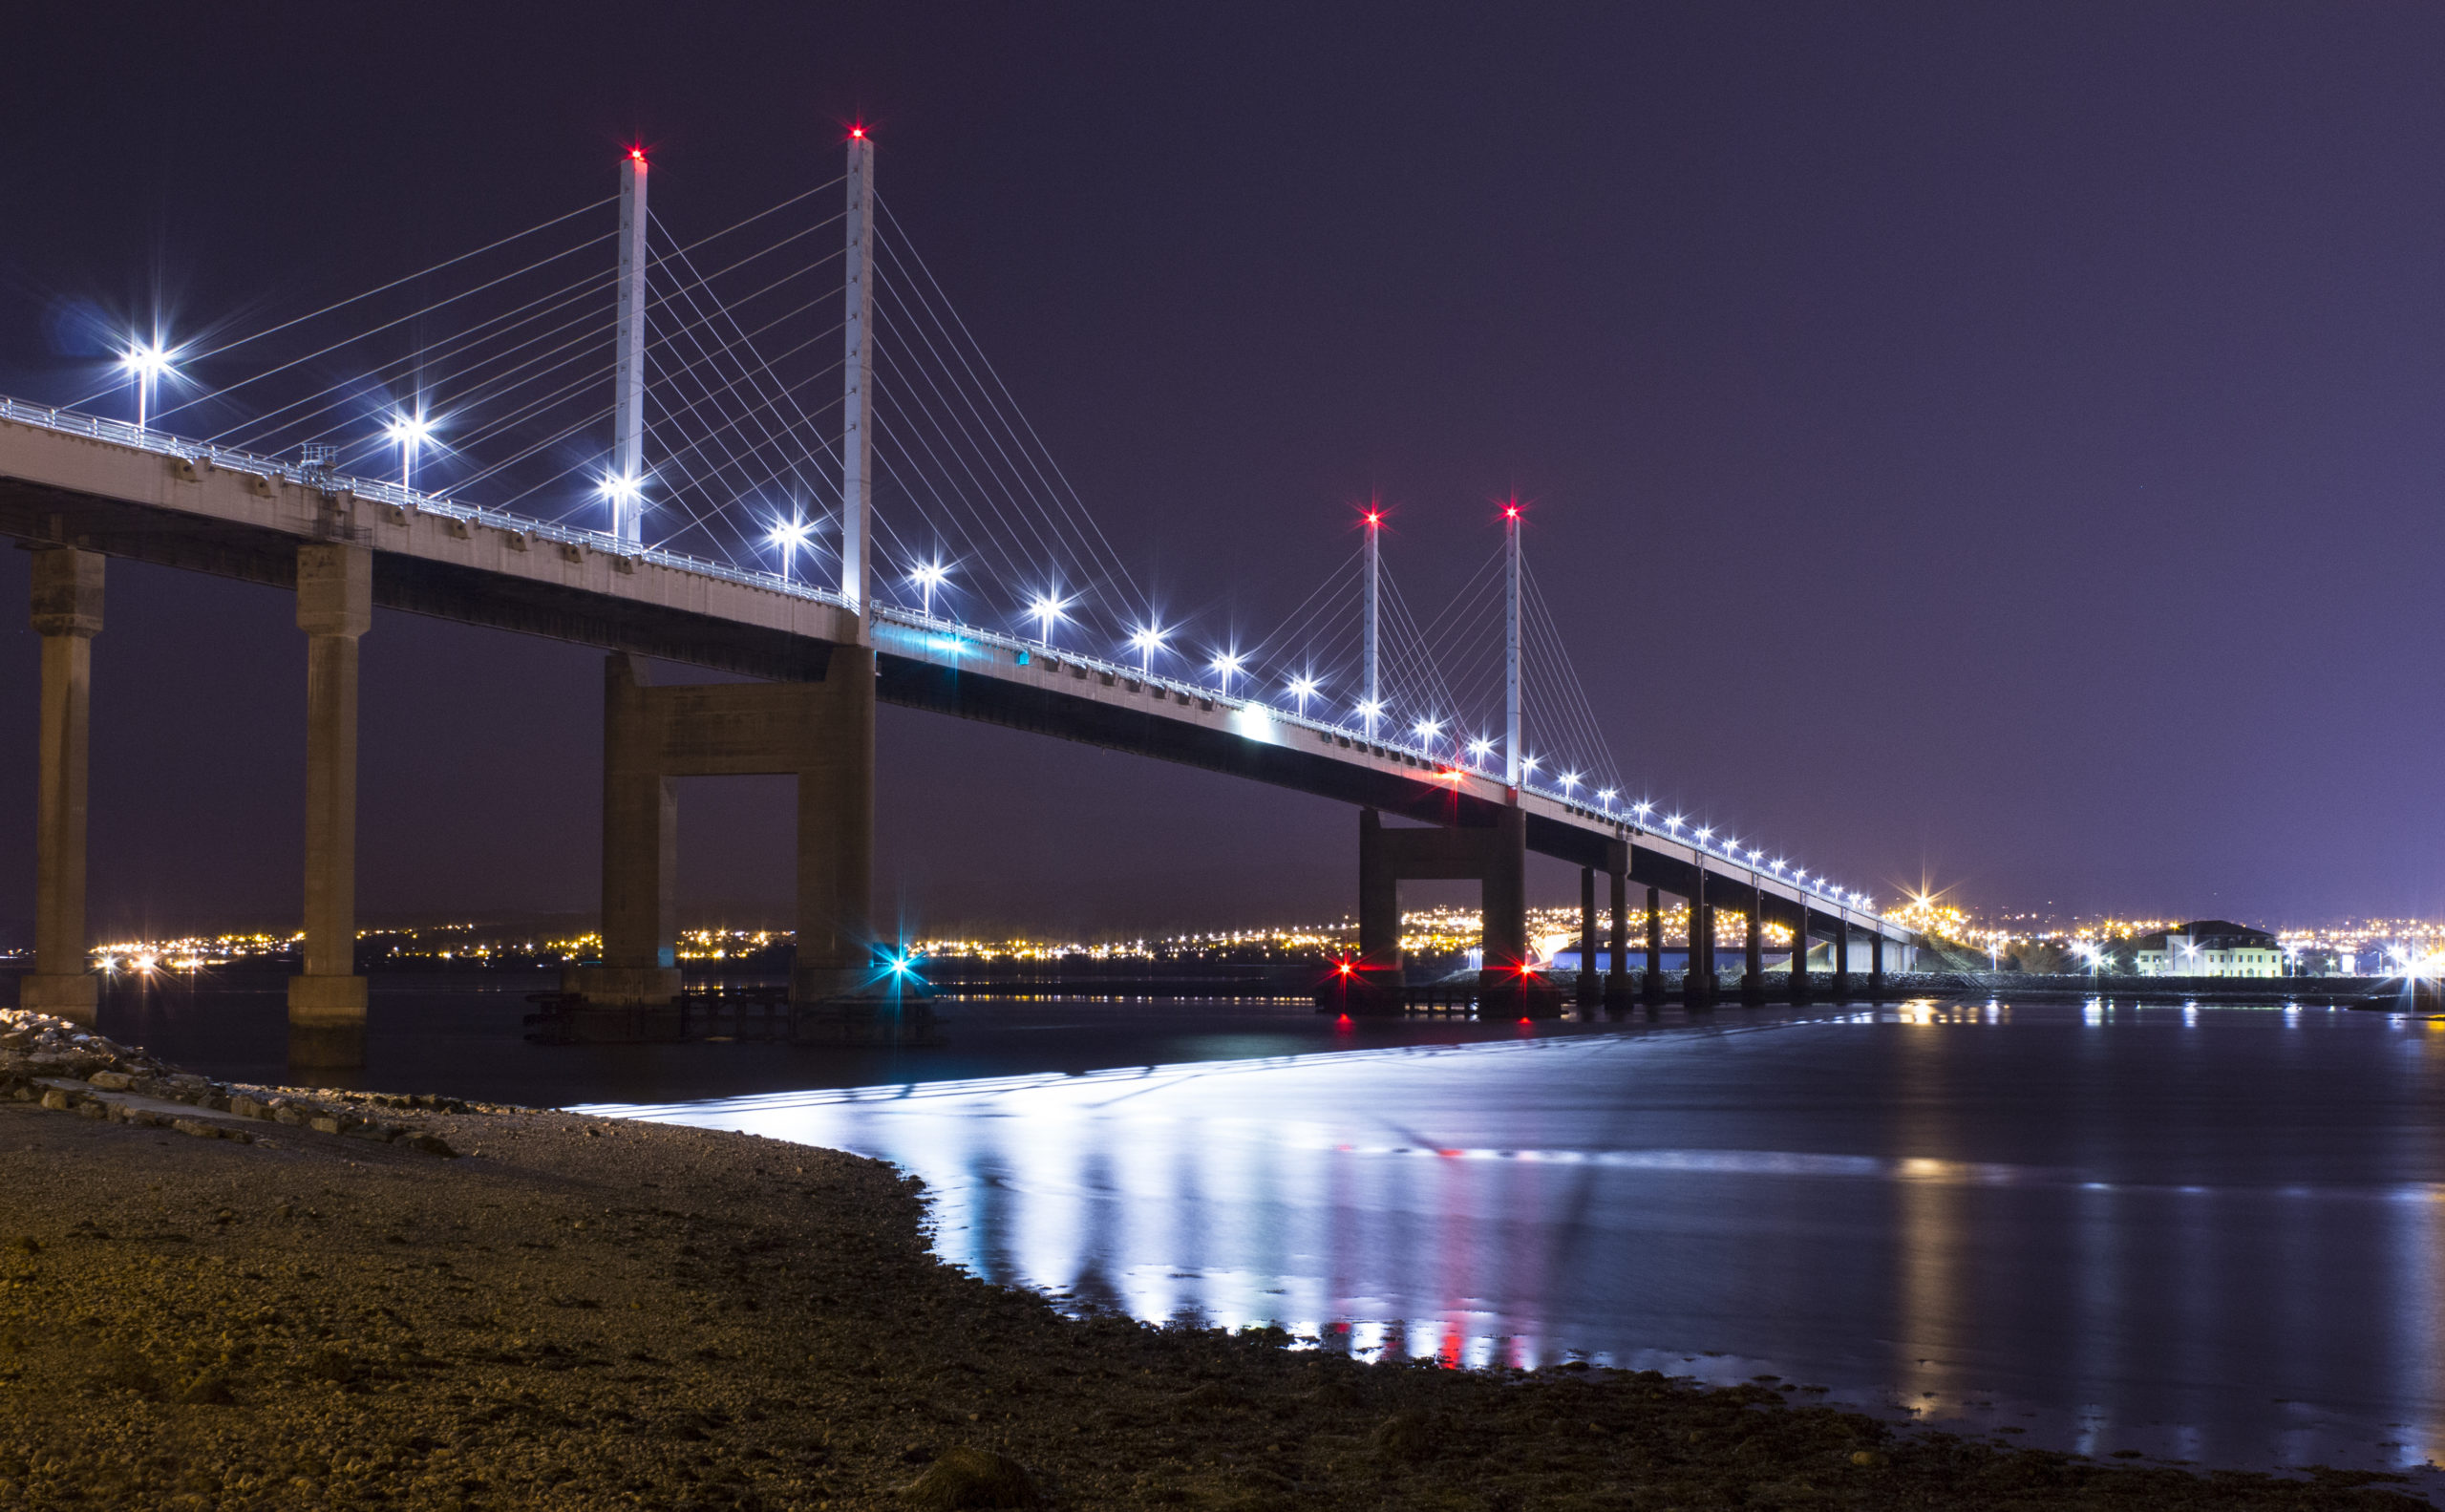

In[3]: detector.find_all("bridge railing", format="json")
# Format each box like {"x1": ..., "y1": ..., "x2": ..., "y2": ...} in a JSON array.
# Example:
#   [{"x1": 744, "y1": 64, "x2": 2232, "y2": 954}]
[
  {"x1": 0, "y1": 395, "x2": 855, "y2": 614},
  {"x1": 0, "y1": 397, "x2": 1884, "y2": 925}
]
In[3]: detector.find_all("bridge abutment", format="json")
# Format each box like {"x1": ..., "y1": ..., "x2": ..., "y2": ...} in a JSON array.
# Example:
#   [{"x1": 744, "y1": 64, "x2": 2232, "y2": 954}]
[
  {"x1": 20, "y1": 547, "x2": 103, "y2": 1024},
  {"x1": 1833, "y1": 914, "x2": 1853, "y2": 998},
  {"x1": 1686, "y1": 864, "x2": 1714, "y2": 1007},
  {"x1": 1742, "y1": 891, "x2": 1765, "y2": 1005},
  {"x1": 1791, "y1": 905, "x2": 1813, "y2": 1004}
]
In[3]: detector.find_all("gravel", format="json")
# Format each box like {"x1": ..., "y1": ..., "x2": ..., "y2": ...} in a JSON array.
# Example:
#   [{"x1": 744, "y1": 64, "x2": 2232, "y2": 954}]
[{"x1": 0, "y1": 1007, "x2": 2428, "y2": 1510}]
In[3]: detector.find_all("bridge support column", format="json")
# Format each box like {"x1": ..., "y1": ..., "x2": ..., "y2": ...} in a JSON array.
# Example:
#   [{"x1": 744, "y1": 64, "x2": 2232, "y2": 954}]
[
  {"x1": 20, "y1": 548, "x2": 102, "y2": 1024},
  {"x1": 1833, "y1": 913, "x2": 1853, "y2": 998},
  {"x1": 1478, "y1": 806, "x2": 1554, "y2": 1017},
  {"x1": 1790, "y1": 904, "x2": 1813, "y2": 1005},
  {"x1": 1687, "y1": 865, "x2": 1713, "y2": 1007},
  {"x1": 1576, "y1": 866, "x2": 1599, "y2": 1014},
  {"x1": 1348, "y1": 809, "x2": 1409, "y2": 1014},
  {"x1": 1743, "y1": 892, "x2": 1765, "y2": 1005},
  {"x1": 1604, "y1": 845, "x2": 1631, "y2": 1014},
  {"x1": 287, "y1": 543, "x2": 372, "y2": 1052},
  {"x1": 568, "y1": 650, "x2": 880, "y2": 1009},
  {"x1": 793, "y1": 646, "x2": 877, "y2": 1003},
  {"x1": 1870, "y1": 930, "x2": 1887, "y2": 999},
  {"x1": 1642, "y1": 885, "x2": 1663, "y2": 1003}
]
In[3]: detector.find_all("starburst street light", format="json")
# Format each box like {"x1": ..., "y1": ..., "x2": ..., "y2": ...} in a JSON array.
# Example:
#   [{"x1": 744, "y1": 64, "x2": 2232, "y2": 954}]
[
  {"x1": 1128, "y1": 623, "x2": 1168, "y2": 673},
  {"x1": 1560, "y1": 771, "x2": 1581, "y2": 795},
  {"x1": 1467, "y1": 736, "x2": 1495, "y2": 765},
  {"x1": 1027, "y1": 591, "x2": 1070, "y2": 643},
  {"x1": 1211, "y1": 650, "x2": 1244, "y2": 695},
  {"x1": 1413, "y1": 717, "x2": 1442, "y2": 749},
  {"x1": 763, "y1": 511, "x2": 813, "y2": 583},
  {"x1": 1286, "y1": 675, "x2": 1320, "y2": 715},
  {"x1": 383, "y1": 410, "x2": 436, "y2": 490},
  {"x1": 120, "y1": 338, "x2": 178, "y2": 431},
  {"x1": 602, "y1": 470, "x2": 648, "y2": 543},
  {"x1": 1598, "y1": 788, "x2": 1617, "y2": 808},
  {"x1": 1357, "y1": 698, "x2": 1384, "y2": 735},
  {"x1": 1666, "y1": 814, "x2": 1684, "y2": 834},
  {"x1": 908, "y1": 560, "x2": 949, "y2": 619},
  {"x1": 1632, "y1": 801, "x2": 1652, "y2": 818}
]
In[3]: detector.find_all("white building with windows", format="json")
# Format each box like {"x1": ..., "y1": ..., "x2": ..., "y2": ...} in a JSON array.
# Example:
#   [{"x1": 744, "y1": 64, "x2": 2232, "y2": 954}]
[{"x1": 2134, "y1": 921, "x2": 2284, "y2": 978}]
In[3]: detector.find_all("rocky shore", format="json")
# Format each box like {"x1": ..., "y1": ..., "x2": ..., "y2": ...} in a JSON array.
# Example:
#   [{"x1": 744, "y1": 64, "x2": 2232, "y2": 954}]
[{"x1": 0, "y1": 1007, "x2": 2430, "y2": 1510}]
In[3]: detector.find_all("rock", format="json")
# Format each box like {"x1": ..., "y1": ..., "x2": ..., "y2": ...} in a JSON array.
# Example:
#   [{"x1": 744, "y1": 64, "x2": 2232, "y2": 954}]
[
  {"x1": 344, "y1": 1122, "x2": 399, "y2": 1143},
  {"x1": 171, "y1": 1118, "x2": 224, "y2": 1139},
  {"x1": 37, "y1": 1090, "x2": 73, "y2": 1112},
  {"x1": 85, "y1": 1071, "x2": 134, "y2": 1092},
  {"x1": 1851, "y1": 1450, "x2": 1889, "y2": 1467},
  {"x1": 178, "y1": 1371, "x2": 236, "y2": 1406},
  {"x1": 898, "y1": 1445, "x2": 1045, "y2": 1509},
  {"x1": 230, "y1": 1096, "x2": 265, "y2": 1119},
  {"x1": 309, "y1": 1117, "x2": 345, "y2": 1136},
  {"x1": 273, "y1": 1106, "x2": 309, "y2": 1126},
  {"x1": 408, "y1": 1134, "x2": 459, "y2": 1158},
  {"x1": 75, "y1": 1100, "x2": 107, "y2": 1119}
]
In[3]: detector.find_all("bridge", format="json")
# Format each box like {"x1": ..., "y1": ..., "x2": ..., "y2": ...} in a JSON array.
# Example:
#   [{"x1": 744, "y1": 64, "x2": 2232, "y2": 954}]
[{"x1": 2, "y1": 135, "x2": 1914, "y2": 1051}]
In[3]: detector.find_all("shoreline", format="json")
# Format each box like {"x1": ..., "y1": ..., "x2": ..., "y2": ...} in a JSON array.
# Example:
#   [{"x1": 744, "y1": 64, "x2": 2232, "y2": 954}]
[{"x1": 0, "y1": 1007, "x2": 2432, "y2": 1509}]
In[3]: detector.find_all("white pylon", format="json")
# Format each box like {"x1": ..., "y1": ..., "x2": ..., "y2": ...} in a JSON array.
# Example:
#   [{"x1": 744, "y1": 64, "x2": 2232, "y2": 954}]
[
  {"x1": 610, "y1": 149, "x2": 648, "y2": 546},
  {"x1": 841, "y1": 128, "x2": 875, "y2": 628}
]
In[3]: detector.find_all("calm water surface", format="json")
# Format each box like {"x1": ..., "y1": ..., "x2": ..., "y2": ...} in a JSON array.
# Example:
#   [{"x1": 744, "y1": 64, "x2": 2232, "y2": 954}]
[
  {"x1": 590, "y1": 999, "x2": 2445, "y2": 1491},
  {"x1": 92, "y1": 981, "x2": 2445, "y2": 1491}
]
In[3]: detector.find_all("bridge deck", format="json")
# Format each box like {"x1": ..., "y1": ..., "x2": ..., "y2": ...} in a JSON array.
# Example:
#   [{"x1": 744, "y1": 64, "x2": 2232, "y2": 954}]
[{"x1": 0, "y1": 403, "x2": 1908, "y2": 945}]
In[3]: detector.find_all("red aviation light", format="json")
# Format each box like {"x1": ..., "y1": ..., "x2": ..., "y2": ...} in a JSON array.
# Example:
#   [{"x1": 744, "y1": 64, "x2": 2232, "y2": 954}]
[
  {"x1": 628, "y1": 147, "x2": 647, "y2": 163},
  {"x1": 850, "y1": 125, "x2": 867, "y2": 139}
]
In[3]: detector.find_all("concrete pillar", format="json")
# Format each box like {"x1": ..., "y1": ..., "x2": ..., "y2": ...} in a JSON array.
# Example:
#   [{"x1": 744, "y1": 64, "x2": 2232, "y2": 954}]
[
  {"x1": 1605, "y1": 858, "x2": 1631, "y2": 1013},
  {"x1": 1351, "y1": 808, "x2": 1407, "y2": 1013},
  {"x1": 1833, "y1": 913, "x2": 1853, "y2": 998},
  {"x1": 20, "y1": 549, "x2": 102, "y2": 1024},
  {"x1": 1870, "y1": 929, "x2": 1887, "y2": 998},
  {"x1": 1790, "y1": 903, "x2": 1812, "y2": 1005},
  {"x1": 792, "y1": 644, "x2": 878, "y2": 1002},
  {"x1": 1478, "y1": 805, "x2": 1545, "y2": 1014},
  {"x1": 287, "y1": 543, "x2": 372, "y2": 1029},
  {"x1": 588, "y1": 653, "x2": 681, "y2": 1004},
  {"x1": 1742, "y1": 888, "x2": 1765, "y2": 1005},
  {"x1": 1687, "y1": 863, "x2": 1713, "y2": 1006},
  {"x1": 1576, "y1": 866, "x2": 1599, "y2": 1012},
  {"x1": 1643, "y1": 885, "x2": 1663, "y2": 1002}
]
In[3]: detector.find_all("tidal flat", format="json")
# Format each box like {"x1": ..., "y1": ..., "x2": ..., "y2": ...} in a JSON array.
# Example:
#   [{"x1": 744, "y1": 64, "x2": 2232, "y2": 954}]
[{"x1": 0, "y1": 1015, "x2": 2430, "y2": 1510}]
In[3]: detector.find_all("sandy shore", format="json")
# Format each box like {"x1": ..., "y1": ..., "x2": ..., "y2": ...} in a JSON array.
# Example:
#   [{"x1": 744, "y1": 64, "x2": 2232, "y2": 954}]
[{"x1": 0, "y1": 1011, "x2": 2430, "y2": 1510}]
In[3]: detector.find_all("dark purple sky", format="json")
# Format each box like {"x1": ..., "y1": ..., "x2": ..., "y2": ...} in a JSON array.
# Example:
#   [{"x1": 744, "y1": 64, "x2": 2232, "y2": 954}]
[{"x1": 4, "y1": 2, "x2": 2441, "y2": 940}]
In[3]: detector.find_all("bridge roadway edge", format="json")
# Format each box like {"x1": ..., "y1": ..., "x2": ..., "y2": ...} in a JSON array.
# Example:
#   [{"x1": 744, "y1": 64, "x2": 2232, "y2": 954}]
[{"x1": 0, "y1": 416, "x2": 1914, "y2": 953}]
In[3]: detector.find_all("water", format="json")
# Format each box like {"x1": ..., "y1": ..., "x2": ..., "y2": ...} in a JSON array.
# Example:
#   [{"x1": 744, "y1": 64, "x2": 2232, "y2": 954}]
[{"x1": 78, "y1": 979, "x2": 2445, "y2": 1490}]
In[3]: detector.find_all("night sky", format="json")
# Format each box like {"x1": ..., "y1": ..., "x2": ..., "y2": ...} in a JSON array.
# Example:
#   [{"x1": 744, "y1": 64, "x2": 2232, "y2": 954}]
[{"x1": 4, "y1": 2, "x2": 2441, "y2": 942}]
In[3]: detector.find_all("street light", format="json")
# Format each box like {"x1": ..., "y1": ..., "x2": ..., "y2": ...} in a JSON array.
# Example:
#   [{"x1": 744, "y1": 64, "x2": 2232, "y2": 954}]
[
  {"x1": 384, "y1": 410, "x2": 435, "y2": 490},
  {"x1": 1212, "y1": 650, "x2": 1244, "y2": 695},
  {"x1": 908, "y1": 561, "x2": 949, "y2": 619},
  {"x1": 1357, "y1": 699, "x2": 1384, "y2": 737},
  {"x1": 1129, "y1": 623, "x2": 1168, "y2": 673},
  {"x1": 764, "y1": 512, "x2": 813, "y2": 582},
  {"x1": 121, "y1": 339, "x2": 177, "y2": 431},
  {"x1": 603, "y1": 471, "x2": 648, "y2": 544},
  {"x1": 1467, "y1": 735, "x2": 1495, "y2": 766},
  {"x1": 1286, "y1": 674, "x2": 1320, "y2": 715},
  {"x1": 1413, "y1": 717, "x2": 1442, "y2": 754},
  {"x1": 1027, "y1": 591, "x2": 1070, "y2": 643}
]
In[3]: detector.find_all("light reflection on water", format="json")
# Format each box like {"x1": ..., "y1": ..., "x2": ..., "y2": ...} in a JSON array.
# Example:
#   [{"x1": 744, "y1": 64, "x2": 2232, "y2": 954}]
[{"x1": 587, "y1": 1003, "x2": 2445, "y2": 1493}]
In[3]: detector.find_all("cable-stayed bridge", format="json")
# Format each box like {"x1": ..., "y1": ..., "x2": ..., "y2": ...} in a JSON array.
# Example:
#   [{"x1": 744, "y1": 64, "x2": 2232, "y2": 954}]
[{"x1": 1, "y1": 135, "x2": 1913, "y2": 1046}]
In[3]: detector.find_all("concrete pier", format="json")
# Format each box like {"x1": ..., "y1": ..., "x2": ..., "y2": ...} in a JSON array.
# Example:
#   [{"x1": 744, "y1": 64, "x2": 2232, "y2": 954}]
[
  {"x1": 1870, "y1": 930, "x2": 1887, "y2": 998},
  {"x1": 1643, "y1": 885, "x2": 1663, "y2": 1003},
  {"x1": 1352, "y1": 805, "x2": 1550, "y2": 1016},
  {"x1": 1576, "y1": 866, "x2": 1599, "y2": 1012},
  {"x1": 1742, "y1": 890, "x2": 1765, "y2": 1005},
  {"x1": 1833, "y1": 913, "x2": 1853, "y2": 998},
  {"x1": 288, "y1": 543, "x2": 372, "y2": 1033},
  {"x1": 1688, "y1": 862, "x2": 1714, "y2": 1006},
  {"x1": 569, "y1": 646, "x2": 876, "y2": 1008},
  {"x1": 20, "y1": 548, "x2": 102, "y2": 1023},
  {"x1": 1605, "y1": 853, "x2": 1631, "y2": 1013},
  {"x1": 1790, "y1": 904, "x2": 1812, "y2": 1004}
]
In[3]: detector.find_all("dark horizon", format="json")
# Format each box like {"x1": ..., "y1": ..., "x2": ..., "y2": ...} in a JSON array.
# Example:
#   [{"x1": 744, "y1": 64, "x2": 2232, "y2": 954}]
[{"x1": 6, "y1": 1, "x2": 2441, "y2": 942}]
